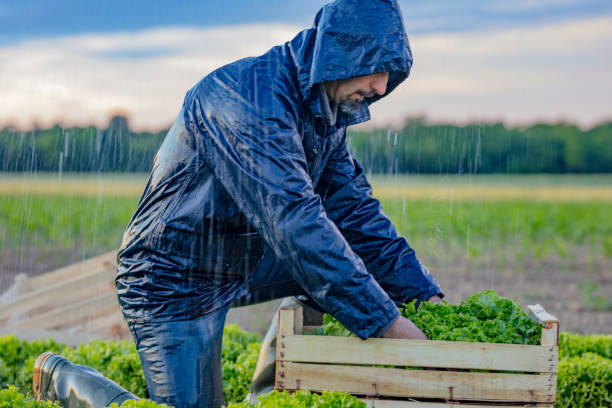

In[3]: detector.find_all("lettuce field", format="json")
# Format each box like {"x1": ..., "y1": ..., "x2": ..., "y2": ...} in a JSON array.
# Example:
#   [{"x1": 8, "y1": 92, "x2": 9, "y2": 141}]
[
  {"x1": 0, "y1": 172, "x2": 610, "y2": 406},
  {"x1": 1, "y1": 293, "x2": 611, "y2": 407},
  {"x1": 1, "y1": 173, "x2": 610, "y2": 334}
]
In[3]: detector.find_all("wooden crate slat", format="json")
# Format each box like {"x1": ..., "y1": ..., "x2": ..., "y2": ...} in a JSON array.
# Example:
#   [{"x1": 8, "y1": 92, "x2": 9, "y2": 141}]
[
  {"x1": 28, "y1": 251, "x2": 117, "y2": 291},
  {"x1": 359, "y1": 399, "x2": 553, "y2": 408},
  {"x1": 540, "y1": 323, "x2": 559, "y2": 348},
  {"x1": 527, "y1": 305, "x2": 559, "y2": 325},
  {"x1": 281, "y1": 335, "x2": 556, "y2": 373},
  {"x1": 9, "y1": 291, "x2": 119, "y2": 330},
  {"x1": 276, "y1": 305, "x2": 301, "y2": 391},
  {"x1": 275, "y1": 302, "x2": 559, "y2": 406},
  {"x1": 82, "y1": 310, "x2": 126, "y2": 331},
  {"x1": 0, "y1": 268, "x2": 115, "y2": 320},
  {"x1": 528, "y1": 305, "x2": 560, "y2": 347},
  {"x1": 279, "y1": 362, "x2": 556, "y2": 403},
  {"x1": 0, "y1": 328, "x2": 112, "y2": 347},
  {"x1": 79, "y1": 311, "x2": 130, "y2": 338}
]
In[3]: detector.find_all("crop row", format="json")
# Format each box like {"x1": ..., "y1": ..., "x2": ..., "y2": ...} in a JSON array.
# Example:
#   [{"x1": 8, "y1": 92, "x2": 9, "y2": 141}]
[
  {"x1": 1, "y1": 333, "x2": 609, "y2": 408},
  {"x1": 2, "y1": 195, "x2": 610, "y2": 262},
  {"x1": 2, "y1": 295, "x2": 610, "y2": 407},
  {"x1": 0, "y1": 324, "x2": 363, "y2": 408},
  {"x1": 0, "y1": 324, "x2": 260, "y2": 403}
]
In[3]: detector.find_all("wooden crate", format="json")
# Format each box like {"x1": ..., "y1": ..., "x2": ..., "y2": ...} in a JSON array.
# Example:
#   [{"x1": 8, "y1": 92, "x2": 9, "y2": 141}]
[
  {"x1": 274, "y1": 303, "x2": 559, "y2": 407},
  {"x1": 0, "y1": 251, "x2": 130, "y2": 340}
]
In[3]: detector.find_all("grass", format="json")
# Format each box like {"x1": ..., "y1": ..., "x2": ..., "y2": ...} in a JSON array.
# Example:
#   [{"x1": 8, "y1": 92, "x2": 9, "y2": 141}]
[
  {"x1": 1, "y1": 173, "x2": 611, "y2": 262},
  {"x1": 1, "y1": 173, "x2": 610, "y2": 333},
  {"x1": 0, "y1": 173, "x2": 147, "y2": 197},
  {"x1": 0, "y1": 194, "x2": 137, "y2": 257},
  {"x1": 383, "y1": 199, "x2": 612, "y2": 262},
  {"x1": 2, "y1": 173, "x2": 612, "y2": 200},
  {"x1": 368, "y1": 174, "x2": 612, "y2": 186},
  {"x1": 369, "y1": 174, "x2": 612, "y2": 201}
]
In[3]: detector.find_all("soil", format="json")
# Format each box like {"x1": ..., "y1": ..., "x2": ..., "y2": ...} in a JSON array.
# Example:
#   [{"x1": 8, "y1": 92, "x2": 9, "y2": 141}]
[{"x1": 426, "y1": 251, "x2": 612, "y2": 335}]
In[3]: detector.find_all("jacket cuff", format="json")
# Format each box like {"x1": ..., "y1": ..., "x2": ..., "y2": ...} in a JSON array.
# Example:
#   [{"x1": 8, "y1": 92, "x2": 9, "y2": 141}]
[
  {"x1": 415, "y1": 286, "x2": 445, "y2": 308},
  {"x1": 372, "y1": 307, "x2": 400, "y2": 339}
]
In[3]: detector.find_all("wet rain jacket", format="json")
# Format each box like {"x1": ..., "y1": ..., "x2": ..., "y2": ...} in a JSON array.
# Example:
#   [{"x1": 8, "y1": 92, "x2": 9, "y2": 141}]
[{"x1": 116, "y1": 0, "x2": 442, "y2": 339}]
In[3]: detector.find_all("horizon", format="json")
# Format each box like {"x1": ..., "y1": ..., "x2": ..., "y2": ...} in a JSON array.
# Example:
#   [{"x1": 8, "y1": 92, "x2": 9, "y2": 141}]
[{"x1": 2, "y1": 113, "x2": 610, "y2": 134}]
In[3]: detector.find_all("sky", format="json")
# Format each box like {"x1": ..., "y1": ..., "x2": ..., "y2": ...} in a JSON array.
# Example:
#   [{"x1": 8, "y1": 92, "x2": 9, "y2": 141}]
[{"x1": 1, "y1": 0, "x2": 611, "y2": 130}]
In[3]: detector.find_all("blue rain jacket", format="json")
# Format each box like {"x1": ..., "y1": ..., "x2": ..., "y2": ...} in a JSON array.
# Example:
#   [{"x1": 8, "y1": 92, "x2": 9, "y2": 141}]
[{"x1": 116, "y1": 0, "x2": 442, "y2": 339}]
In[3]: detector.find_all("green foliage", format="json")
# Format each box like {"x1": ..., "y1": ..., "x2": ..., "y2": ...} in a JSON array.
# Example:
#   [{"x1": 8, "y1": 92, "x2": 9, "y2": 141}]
[
  {"x1": 0, "y1": 359, "x2": 9, "y2": 393},
  {"x1": 0, "y1": 329, "x2": 358, "y2": 407},
  {"x1": 222, "y1": 324, "x2": 262, "y2": 403},
  {"x1": 0, "y1": 386, "x2": 60, "y2": 408},
  {"x1": 226, "y1": 390, "x2": 365, "y2": 408},
  {"x1": 2, "y1": 118, "x2": 611, "y2": 174},
  {"x1": 222, "y1": 324, "x2": 262, "y2": 362},
  {"x1": 402, "y1": 290, "x2": 541, "y2": 344},
  {"x1": 1, "y1": 325, "x2": 263, "y2": 404},
  {"x1": 314, "y1": 314, "x2": 353, "y2": 337},
  {"x1": 0, "y1": 386, "x2": 169, "y2": 408},
  {"x1": 314, "y1": 293, "x2": 612, "y2": 407},
  {"x1": 59, "y1": 340, "x2": 148, "y2": 398},
  {"x1": 12, "y1": 339, "x2": 146, "y2": 399},
  {"x1": 0, "y1": 118, "x2": 165, "y2": 173},
  {"x1": 316, "y1": 290, "x2": 541, "y2": 345},
  {"x1": 0, "y1": 335, "x2": 64, "y2": 391},
  {"x1": 579, "y1": 279, "x2": 612, "y2": 311},
  {"x1": 559, "y1": 332, "x2": 612, "y2": 360},
  {"x1": 3, "y1": 191, "x2": 610, "y2": 275},
  {"x1": 2, "y1": 326, "x2": 611, "y2": 407},
  {"x1": 0, "y1": 194, "x2": 137, "y2": 253},
  {"x1": 384, "y1": 198, "x2": 612, "y2": 262},
  {"x1": 556, "y1": 353, "x2": 612, "y2": 408},
  {"x1": 348, "y1": 119, "x2": 612, "y2": 174}
]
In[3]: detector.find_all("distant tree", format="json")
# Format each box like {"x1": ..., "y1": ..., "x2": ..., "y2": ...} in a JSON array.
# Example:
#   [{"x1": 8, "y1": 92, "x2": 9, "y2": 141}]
[{"x1": 0, "y1": 117, "x2": 610, "y2": 174}]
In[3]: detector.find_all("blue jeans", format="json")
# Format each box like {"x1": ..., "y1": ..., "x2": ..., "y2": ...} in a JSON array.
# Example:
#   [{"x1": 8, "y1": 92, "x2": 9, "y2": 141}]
[{"x1": 125, "y1": 249, "x2": 307, "y2": 408}]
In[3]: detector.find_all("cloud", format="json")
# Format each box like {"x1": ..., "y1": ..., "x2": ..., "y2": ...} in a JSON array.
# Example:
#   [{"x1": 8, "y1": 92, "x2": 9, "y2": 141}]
[
  {"x1": 0, "y1": 24, "x2": 305, "y2": 130},
  {"x1": 369, "y1": 15, "x2": 612, "y2": 128},
  {"x1": 485, "y1": 0, "x2": 580, "y2": 13},
  {"x1": 0, "y1": 17, "x2": 611, "y2": 131}
]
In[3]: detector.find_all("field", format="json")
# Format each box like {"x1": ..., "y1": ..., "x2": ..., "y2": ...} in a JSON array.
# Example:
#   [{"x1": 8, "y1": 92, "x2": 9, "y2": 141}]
[{"x1": 1, "y1": 173, "x2": 611, "y2": 334}]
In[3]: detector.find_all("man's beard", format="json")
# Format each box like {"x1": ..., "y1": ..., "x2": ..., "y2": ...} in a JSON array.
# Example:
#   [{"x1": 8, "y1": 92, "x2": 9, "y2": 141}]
[{"x1": 338, "y1": 99, "x2": 361, "y2": 115}]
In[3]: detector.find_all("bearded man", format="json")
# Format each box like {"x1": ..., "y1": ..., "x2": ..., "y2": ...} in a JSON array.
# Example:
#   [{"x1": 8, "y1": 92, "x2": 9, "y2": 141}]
[{"x1": 33, "y1": 1, "x2": 443, "y2": 407}]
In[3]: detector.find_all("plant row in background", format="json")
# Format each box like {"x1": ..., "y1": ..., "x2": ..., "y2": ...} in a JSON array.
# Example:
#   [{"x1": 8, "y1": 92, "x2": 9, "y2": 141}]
[
  {"x1": 3, "y1": 194, "x2": 610, "y2": 263},
  {"x1": 1, "y1": 292, "x2": 610, "y2": 407}
]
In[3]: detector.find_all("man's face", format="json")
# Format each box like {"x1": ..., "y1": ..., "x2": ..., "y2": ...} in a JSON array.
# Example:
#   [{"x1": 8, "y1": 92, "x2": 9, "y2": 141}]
[{"x1": 324, "y1": 72, "x2": 389, "y2": 115}]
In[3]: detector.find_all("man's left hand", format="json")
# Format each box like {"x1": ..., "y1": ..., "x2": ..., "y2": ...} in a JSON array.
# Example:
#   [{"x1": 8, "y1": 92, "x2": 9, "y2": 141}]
[{"x1": 428, "y1": 295, "x2": 443, "y2": 304}]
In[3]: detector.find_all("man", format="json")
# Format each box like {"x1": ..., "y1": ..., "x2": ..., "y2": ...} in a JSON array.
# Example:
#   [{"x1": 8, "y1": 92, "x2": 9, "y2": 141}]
[{"x1": 34, "y1": 0, "x2": 443, "y2": 407}]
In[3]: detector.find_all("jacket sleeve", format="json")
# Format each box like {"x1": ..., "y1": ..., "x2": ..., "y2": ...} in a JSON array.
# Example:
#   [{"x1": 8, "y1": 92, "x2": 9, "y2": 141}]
[
  {"x1": 186, "y1": 85, "x2": 398, "y2": 339},
  {"x1": 317, "y1": 131, "x2": 443, "y2": 306}
]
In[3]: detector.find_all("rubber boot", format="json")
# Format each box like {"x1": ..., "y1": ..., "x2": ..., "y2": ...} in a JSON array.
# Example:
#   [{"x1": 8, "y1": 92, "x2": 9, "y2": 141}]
[
  {"x1": 246, "y1": 297, "x2": 323, "y2": 403},
  {"x1": 33, "y1": 352, "x2": 138, "y2": 408}
]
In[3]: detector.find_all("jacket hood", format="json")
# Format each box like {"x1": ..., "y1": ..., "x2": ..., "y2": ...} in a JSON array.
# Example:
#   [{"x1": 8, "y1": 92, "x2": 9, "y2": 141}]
[{"x1": 290, "y1": 0, "x2": 413, "y2": 126}]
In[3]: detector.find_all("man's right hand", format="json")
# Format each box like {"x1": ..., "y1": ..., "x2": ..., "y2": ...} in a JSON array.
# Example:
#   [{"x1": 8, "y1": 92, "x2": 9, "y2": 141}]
[{"x1": 381, "y1": 316, "x2": 428, "y2": 340}]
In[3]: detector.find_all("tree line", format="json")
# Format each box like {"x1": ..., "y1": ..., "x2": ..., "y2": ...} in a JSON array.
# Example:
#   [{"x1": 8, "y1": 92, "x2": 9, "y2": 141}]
[{"x1": 1, "y1": 116, "x2": 611, "y2": 174}]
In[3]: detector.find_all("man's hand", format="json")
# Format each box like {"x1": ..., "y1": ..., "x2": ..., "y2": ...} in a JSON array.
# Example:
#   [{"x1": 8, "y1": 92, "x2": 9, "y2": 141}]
[
  {"x1": 381, "y1": 316, "x2": 427, "y2": 340},
  {"x1": 381, "y1": 296, "x2": 442, "y2": 340},
  {"x1": 428, "y1": 295, "x2": 443, "y2": 304}
]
